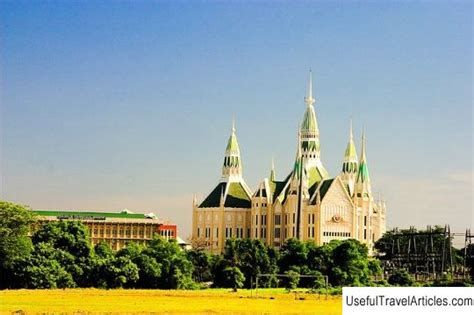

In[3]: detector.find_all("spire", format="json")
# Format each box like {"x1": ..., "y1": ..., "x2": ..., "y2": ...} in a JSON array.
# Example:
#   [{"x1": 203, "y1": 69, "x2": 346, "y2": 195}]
[
  {"x1": 270, "y1": 157, "x2": 276, "y2": 181},
  {"x1": 220, "y1": 185, "x2": 225, "y2": 206},
  {"x1": 222, "y1": 118, "x2": 242, "y2": 180},
  {"x1": 341, "y1": 119, "x2": 359, "y2": 196},
  {"x1": 300, "y1": 70, "x2": 328, "y2": 183},
  {"x1": 292, "y1": 128, "x2": 302, "y2": 179},
  {"x1": 356, "y1": 129, "x2": 372, "y2": 196},
  {"x1": 304, "y1": 69, "x2": 315, "y2": 107},
  {"x1": 232, "y1": 113, "x2": 236, "y2": 133},
  {"x1": 342, "y1": 119, "x2": 358, "y2": 172},
  {"x1": 193, "y1": 193, "x2": 198, "y2": 207},
  {"x1": 301, "y1": 70, "x2": 319, "y2": 136}
]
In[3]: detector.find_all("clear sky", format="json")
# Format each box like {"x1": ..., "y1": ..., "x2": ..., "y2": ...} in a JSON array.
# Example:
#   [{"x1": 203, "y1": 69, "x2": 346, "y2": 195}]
[{"x1": 1, "y1": 1, "x2": 472, "y2": 241}]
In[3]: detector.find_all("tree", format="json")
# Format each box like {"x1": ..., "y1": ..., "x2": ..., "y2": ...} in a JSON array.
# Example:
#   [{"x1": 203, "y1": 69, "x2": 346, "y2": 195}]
[
  {"x1": 278, "y1": 238, "x2": 307, "y2": 273},
  {"x1": 117, "y1": 242, "x2": 162, "y2": 288},
  {"x1": 222, "y1": 266, "x2": 245, "y2": 291},
  {"x1": 14, "y1": 242, "x2": 75, "y2": 289},
  {"x1": 388, "y1": 269, "x2": 415, "y2": 286},
  {"x1": 146, "y1": 236, "x2": 195, "y2": 289},
  {"x1": 329, "y1": 239, "x2": 371, "y2": 286},
  {"x1": 92, "y1": 242, "x2": 139, "y2": 288},
  {"x1": 283, "y1": 270, "x2": 300, "y2": 291},
  {"x1": 0, "y1": 201, "x2": 36, "y2": 288},
  {"x1": 186, "y1": 249, "x2": 213, "y2": 283},
  {"x1": 31, "y1": 221, "x2": 94, "y2": 287}
]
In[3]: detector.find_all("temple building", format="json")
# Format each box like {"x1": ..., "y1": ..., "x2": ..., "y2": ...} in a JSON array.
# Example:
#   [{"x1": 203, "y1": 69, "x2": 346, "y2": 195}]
[{"x1": 192, "y1": 72, "x2": 386, "y2": 254}]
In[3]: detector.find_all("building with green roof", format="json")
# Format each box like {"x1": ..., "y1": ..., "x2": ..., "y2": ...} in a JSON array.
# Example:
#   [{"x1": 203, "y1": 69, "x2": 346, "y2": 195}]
[
  {"x1": 33, "y1": 209, "x2": 177, "y2": 250},
  {"x1": 192, "y1": 71, "x2": 386, "y2": 254}
]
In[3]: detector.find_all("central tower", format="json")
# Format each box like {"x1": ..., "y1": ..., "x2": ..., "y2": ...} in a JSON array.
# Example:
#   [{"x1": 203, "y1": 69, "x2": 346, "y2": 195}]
[{"x1": 300, "y1": 70, "x2": 329, "y2": 187}]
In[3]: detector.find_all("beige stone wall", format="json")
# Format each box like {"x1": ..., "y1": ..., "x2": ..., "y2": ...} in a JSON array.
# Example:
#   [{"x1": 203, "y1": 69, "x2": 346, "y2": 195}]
[
  {"x1": 192, "y1": 178, "x2": 386, "y2": 254},
  {"x1": 192, "y1": 205, "x2": 251, "y2": 254}
]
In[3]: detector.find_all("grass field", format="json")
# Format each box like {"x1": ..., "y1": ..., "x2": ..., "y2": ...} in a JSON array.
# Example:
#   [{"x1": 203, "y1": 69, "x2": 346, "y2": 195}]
[{"x1": 0, "y1": 288, "x2": 342, "y2": 314}]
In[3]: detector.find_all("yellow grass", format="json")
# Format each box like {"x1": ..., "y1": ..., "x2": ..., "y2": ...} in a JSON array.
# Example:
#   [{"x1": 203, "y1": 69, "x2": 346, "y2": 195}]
[{"x1": 0, "y1": 288, "x2": 342, "y2": 314}]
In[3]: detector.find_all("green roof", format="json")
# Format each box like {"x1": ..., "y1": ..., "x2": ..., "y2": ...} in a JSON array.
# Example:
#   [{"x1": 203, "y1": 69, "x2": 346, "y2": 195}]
[
  {"x1": 225, "y1": 182, "x2": 251, "y2": 208},
  {"x1": 301, "y1": 106, "x2": 318, "y2": 134},
  {"x1": 199, "y1": 183, "x2": 226, "y2": 208},
  {"x1": 226, "y1": 132, "x2": 240, "y2": 152},
  {"x1": 357, "y1": 161, "x2": 370, "y2": 183},
  {"x1": 33, "y1": 210, "x2": 147, "y2": 219},
  {"x1": 344, "y1": 141, "x2": 357, "y2": 158},
  {"x1": 199, "y1": 182, "x2": 251, "y2": 208},
  {"x1": 310, "y1": 178, "x2": 335, "y2": 205}
]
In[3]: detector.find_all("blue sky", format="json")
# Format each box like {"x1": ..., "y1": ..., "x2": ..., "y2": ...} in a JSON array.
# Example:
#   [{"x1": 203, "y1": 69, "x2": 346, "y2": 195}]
[{"x1": 1, "y1": 1, "x2": 472, "y2": 240}]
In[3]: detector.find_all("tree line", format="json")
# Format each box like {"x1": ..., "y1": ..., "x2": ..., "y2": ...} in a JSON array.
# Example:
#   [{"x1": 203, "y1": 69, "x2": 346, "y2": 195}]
[{"x1": 1, "y1": 201, "x2": 471, "y2": 289}]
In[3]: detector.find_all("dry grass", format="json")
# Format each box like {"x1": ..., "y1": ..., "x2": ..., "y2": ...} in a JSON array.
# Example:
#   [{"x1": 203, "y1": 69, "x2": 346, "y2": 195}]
[{"x1": 0, "y1": 288, "x2": 342, "y2": 314}]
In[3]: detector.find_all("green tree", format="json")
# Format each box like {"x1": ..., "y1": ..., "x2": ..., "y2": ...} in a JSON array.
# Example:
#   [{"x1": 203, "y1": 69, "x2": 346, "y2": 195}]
[
  {"x1": 388, "y1": 269, "x2": 415, "y2": 286},
  {"x1": 146, "y1": 236, "x2": 195, "y2": 289},
  {"x1": 14, "y1": 242, "x2": 75, "y2": 288},
  {"x1": 225, "y1": 239, "x2": 278, "y2": 288},
  {"x1": 117, "y1": 242, "x2": 162, "y2": 288},
  {"x1": 186, "y1": 249, "x2": 213, "y2": 282},
  {"x1": 329, "y1": 239, "x2": 371, "y2": 286},
  {"x1": 283, "y1": 269, "x2": 300, "y2": 291},
  {"x1": 32, "y1": 221, "x2": 94, "y2": 287},
  {"x1": 278, "y1": 238, "x2": 307, "y2": 273},
  {"x1": 0, "y1": 201, "x2": 36, "y2": 288},
  {"x1": 222, "y1": 266, "x2": 245, "y2": 291},
  {"x1": 92, "y1": 242, "x2": 139, "y2": 288}
]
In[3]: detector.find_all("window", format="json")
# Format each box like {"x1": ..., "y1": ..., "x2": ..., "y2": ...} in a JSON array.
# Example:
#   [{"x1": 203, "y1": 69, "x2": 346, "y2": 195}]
[
  {"x1": 275, "y1": 227, "x2": 281, "y2": 238},
  {"x1": 255, "y1": 215, "x2": 258, "y2": 225},
  {"x1": 275, "y1": 215, "x2": 281, "y2": 225},
  {"x1": 197, "y1": 228, "x2": 200, "y2": 237},
  {"x1": 364, "y1": 229, "x2": 367, "y2": 239},
  {"x1": 293, "y1": 213, "x2": 296, "y2": 224},
  {"x1": 364, "y1": 216, "x2": 367, "y2": 226}
]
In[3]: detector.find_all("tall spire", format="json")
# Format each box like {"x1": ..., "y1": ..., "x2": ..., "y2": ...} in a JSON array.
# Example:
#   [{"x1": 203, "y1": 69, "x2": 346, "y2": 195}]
[
  {"x1": 341, "y1": 119, "x2": 359, "y2": 196},
  {"x1": 292, "y1": 128, "x2": 302, "y2": 179},
  {"x1": 356, "y1": 129, "x2": 372, "y2": 196},
  {"x1": 304, "y1": 69, "x2": 315, "y2": 107},
  {"x1": 222, "y1": 118, "x2": 242, "y2": 180},
  {"x1": 300, "y1": 69, "x2": 329, "y2": 184}
]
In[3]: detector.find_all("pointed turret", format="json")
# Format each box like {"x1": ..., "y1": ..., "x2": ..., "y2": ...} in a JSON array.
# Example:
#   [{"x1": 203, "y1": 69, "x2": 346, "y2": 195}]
[
  {"x1": 341, "y1": 120, "x2": 359, "y2": 195},
  {"x1": 355, "y1": 130, "x2": 372, "y2": 197},
  {"x1": 301, "y1": 70, "x2": 319, "y2": 141},
  {"x1": 193, "y1": 193, "x2": 198, "y2": 207},
  {"x1": 270, "y1": 157, "x2": 276, "y2": 182},
  {"x1": 222, "y1": 118, "x2": 242, "y2": 180},
  {"x1": 299, "y1": 70, "x2": 329, "y2": 186},
  {"x1": 292, "y1": 128, "x2": 303, "y2": 180}
]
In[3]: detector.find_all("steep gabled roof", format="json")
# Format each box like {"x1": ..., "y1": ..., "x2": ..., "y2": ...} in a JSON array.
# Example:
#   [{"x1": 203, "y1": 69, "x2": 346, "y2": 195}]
[
  {"x1": 309, "y1": 178, "x2": 335, "y2": 205},
  {"x1": 225, "y1": 182, "x2": 251, "y2": 208},
  {"x1": 199, "y1": 182, "x2": 226, "y2": 208},
  {"x1": 199, "y1": 182, "x2": 251, "y2": 209}
]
